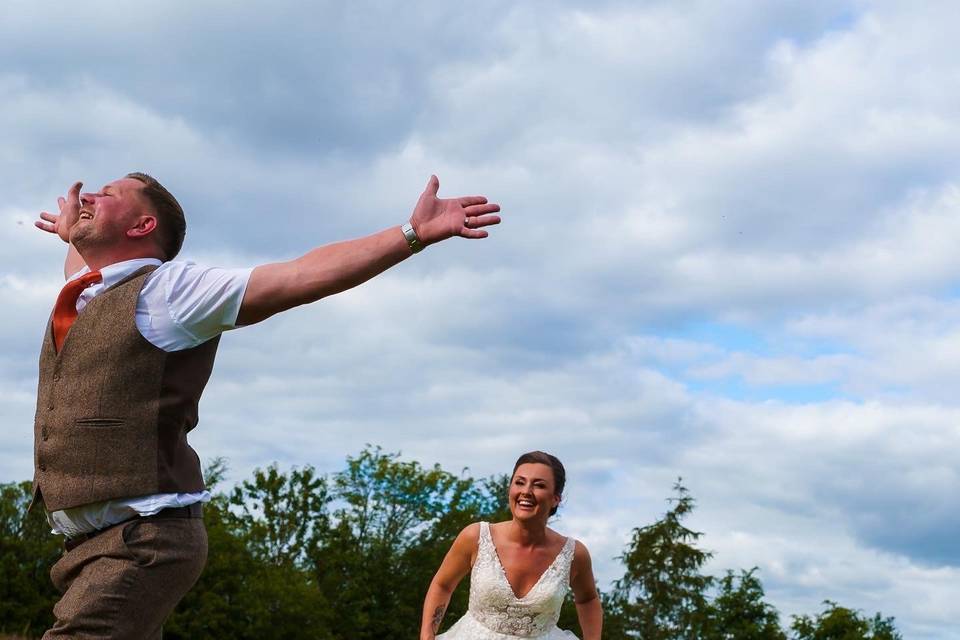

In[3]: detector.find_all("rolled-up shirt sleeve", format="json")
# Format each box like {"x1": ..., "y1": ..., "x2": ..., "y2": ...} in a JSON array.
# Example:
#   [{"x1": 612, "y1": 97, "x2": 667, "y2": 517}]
[{"x1": 137, "y1": 261, "x2": 253, "y2": 351}]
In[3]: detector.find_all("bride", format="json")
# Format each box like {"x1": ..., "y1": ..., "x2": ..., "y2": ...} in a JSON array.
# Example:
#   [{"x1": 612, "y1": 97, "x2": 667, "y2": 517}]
[{"x1": 420, "y1": 451, "x2": 602, "y2": 640}]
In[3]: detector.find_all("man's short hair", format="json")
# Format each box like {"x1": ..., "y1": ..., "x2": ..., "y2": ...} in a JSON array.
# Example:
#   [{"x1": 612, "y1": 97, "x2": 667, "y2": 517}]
[{"x1": 125, "y1": 172, "x2": 186, "y2": 261}]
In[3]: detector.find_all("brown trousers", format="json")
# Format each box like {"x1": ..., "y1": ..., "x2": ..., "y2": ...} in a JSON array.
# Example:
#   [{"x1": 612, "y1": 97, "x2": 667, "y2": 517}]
[{"x1": 43, "y1": 517, "x2": 207, "y2": 639}]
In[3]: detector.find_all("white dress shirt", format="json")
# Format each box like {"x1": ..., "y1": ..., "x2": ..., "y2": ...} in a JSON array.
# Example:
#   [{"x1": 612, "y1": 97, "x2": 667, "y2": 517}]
[{"x1": 47, "y1": 258, "x2": 252, "y2": 537}]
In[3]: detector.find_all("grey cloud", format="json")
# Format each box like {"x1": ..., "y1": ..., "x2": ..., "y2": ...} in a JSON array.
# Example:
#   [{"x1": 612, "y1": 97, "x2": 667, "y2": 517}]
[
  {"x1": 421, "y1": 1, "x2": 856, "y2": 157},
  {"x1": 684, "y1": 398, "x2": 960, "y2": 568},
  {"x1": 0, "y1": 1, "x2": 515, "y2": 156}
]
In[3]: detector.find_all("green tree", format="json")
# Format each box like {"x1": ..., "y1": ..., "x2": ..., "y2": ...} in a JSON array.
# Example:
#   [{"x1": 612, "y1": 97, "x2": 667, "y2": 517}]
[
  {"x1": 0, "y1": 481, "x2": 59, "y2": 637},
  {"x1": 610, "y1": 479, "x2": 714, "y2": 640},
  {"x1": 226, "y1": 462, "x2": 332, "y2": 566},
  {"x1": 707, "y1": 568, "x2": 786, "y2": 640},
  {"x1": 166, "y1": 459, "x2": 335, "y2": 640},
  {"x1": 310, "y1": 446, "x2": 509, "y2": 640},
  {"x1": 791, "y1": 601, "x2": 902, "y2": 640},
  {"x1": 600, "y1": 589, "x2": 634, "y2": 640}
]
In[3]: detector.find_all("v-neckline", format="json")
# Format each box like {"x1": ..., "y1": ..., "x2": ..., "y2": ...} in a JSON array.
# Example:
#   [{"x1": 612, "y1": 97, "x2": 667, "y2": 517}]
[{"x1": 486, "y1": 523, "x2": 569, "y2": 601}]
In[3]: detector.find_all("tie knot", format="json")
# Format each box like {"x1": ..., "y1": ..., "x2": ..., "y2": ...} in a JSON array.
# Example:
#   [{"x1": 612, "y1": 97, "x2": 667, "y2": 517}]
[
  {"x1": 60, "y1": 270, "x2": 103, "y2": 296},
  {"x1": 76, "y1": 270, "x2": 103, "y2": 287}
]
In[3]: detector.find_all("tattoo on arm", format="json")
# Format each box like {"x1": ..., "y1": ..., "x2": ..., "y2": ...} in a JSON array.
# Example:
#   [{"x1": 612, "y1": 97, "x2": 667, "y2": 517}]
[{"x1": 432, "y1": 605, "x2": 446, "y2": 632}]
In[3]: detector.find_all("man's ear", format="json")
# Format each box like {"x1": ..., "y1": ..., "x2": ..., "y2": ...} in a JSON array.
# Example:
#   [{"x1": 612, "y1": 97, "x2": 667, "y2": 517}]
[{"x1": 127, "y1": 215, "x2": 158, "y2": 239}]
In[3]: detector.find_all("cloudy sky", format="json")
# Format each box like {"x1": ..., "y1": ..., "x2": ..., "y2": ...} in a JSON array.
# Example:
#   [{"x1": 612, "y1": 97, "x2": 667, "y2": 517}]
[{"x1": 2, "y1": 0, "x2": 958, "y2": 636}]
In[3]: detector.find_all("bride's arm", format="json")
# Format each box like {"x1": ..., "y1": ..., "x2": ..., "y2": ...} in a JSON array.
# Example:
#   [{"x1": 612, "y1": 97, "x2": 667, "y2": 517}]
[
  {"x1": 420, "y1": 524, "x2": 480, "y2": 640},
  {"x1": 571, "y1": 541, "x2": 603, "y2": 640}
]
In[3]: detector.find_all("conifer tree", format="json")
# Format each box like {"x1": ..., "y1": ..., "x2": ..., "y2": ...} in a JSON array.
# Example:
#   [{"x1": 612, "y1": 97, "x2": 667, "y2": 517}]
[{"x1": 610, "y1": 479, "x2": 713, "y2": 640}]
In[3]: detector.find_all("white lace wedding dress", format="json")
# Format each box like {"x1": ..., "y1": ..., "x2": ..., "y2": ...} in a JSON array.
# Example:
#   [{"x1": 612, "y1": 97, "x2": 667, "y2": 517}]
[{"x1": 437, "y1": 522, "x2": 579, "y2": 639}]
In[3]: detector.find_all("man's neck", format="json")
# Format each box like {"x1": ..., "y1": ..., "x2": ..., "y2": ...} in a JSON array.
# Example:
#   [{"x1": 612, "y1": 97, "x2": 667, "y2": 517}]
[{"x1": 79, "y1": 248, "x2": 165, "y2": 273}]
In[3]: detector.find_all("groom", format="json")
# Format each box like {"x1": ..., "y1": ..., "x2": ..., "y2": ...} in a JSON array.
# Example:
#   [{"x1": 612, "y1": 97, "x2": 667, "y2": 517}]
[{"x1": 32, "y1": 172, "x2": 500, "y2": 639}]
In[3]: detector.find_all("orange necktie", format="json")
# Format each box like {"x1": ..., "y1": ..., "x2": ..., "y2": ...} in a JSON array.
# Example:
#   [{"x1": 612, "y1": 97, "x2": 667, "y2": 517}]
[{"x1": 52, "y1": 271, "x2": 102, "y2": 352}]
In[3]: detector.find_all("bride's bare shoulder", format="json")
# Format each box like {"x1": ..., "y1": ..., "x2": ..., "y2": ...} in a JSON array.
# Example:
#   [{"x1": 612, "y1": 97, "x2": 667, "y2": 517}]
[
  {"x1": 545, "y1": 526, "x2": 570, "y2": 546},
  {"x1": 451, "y1": 522, "x2": 483, "y2": 549}
]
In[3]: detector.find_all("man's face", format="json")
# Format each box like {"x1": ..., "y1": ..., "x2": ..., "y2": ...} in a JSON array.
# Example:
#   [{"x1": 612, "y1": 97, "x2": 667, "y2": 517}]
[{"x1": 72, "y1": 178, "x2": 148, "y2": 249}]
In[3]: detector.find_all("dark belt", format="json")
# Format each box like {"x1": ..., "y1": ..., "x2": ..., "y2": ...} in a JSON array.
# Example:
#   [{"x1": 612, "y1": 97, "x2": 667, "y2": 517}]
[{"x1": 63, "y1": 502, "x2": 203, "y2": 552}]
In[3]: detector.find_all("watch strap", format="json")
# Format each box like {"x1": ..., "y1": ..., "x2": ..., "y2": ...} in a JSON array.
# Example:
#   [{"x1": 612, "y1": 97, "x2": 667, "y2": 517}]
[{"x1": 401, "y1": 222, "x2": 424, "y2": 254}]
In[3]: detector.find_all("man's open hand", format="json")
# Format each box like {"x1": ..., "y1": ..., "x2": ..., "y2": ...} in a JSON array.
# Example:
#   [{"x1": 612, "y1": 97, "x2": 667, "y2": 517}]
[
  {"x1": 35, "y1": 181, "x2": 83, "y2": 244},
  {"x1": 409, "y1": 175, "x2": 501, "y2": 247}
]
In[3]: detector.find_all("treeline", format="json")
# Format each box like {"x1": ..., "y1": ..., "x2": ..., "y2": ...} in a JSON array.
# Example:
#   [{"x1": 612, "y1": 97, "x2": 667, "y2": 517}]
[{"x1": 1, "y1": 446, "x2": 901, "y2": 639}]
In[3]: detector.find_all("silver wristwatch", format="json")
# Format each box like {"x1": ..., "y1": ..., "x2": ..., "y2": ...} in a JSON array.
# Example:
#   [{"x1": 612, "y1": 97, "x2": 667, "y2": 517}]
[{"x1": 401, "y1": 222, "x2": 424, "y2": 254}]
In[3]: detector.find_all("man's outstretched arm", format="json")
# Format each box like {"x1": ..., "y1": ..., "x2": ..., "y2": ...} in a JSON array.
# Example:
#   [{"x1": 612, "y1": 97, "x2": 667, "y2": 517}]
[{"x1": 235, "y1": 175, "x2": 500, "y2": 326}]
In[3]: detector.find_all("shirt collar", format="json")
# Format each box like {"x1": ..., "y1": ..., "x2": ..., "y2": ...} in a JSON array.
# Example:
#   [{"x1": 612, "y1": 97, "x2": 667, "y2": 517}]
[{"x1": 69, "y1": 258, "x2": 164, "y2": 289}]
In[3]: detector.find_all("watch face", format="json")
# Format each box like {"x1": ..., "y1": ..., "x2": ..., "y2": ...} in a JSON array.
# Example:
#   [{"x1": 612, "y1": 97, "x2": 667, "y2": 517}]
[{"x1": 402, "y1": 224, "x2": 422, "y2": 252}]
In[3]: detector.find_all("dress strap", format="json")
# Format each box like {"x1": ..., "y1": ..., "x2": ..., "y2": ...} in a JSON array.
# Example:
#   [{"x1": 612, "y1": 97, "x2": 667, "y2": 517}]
[
  {"x1": 474, "y1": 522, "x2": 498, "y2": 570},
  {"x1": 478, "y1": 521, "x2": 492, "y2": 551},
  {"x1": 561, "y1": 536, "x2": 577, "y2": 583}
]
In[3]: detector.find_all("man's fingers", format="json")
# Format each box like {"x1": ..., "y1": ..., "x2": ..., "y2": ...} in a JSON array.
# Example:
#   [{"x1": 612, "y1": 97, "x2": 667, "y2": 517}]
[
  {"x1": 458, "y1": 196, "x2": 488, "y2": 207},
  {"x1": 57, "y1": 196, "x2": 66, "y2": 209},
  {"x1": 461, "y1": 200, "x2": 501, "y2": 235},
  {"x1": 463, "y1": 203, "x2": 500, "y2": 216},
  {"x1": 37, "y1": 210, "x2": 59, "y2": 234},
  {"x1": 463, "y1": 214, "x2": 501, "y2": 229},
  {"x1": 68, "y1": 181, "x2": 83, "y2": 199},
  {"x1": 425, "y1": 175, "x2": 439, "y2": 196}
]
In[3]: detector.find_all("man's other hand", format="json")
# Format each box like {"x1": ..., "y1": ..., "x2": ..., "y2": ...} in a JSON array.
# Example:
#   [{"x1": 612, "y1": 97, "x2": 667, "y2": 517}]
[
  {"x1": 409, "y1": 175, "x2": 501, "y2": 247},
  {"x1": 36, "y1": 181, "x2": 83, "y2": 244}
]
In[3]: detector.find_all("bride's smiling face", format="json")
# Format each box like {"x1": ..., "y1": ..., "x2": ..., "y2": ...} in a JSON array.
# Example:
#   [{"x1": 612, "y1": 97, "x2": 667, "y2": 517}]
[{"x1": 509, "y1": 463, "x2": 561, "y2": 522}]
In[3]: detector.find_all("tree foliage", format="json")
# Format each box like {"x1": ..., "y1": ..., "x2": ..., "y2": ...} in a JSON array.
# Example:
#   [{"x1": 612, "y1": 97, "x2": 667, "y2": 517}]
[
  {"x1": 0, "y1": 452, "x2": 903, "y2": 639},
  {"x1": 791, "y1": 601, "x2": 903, "y2": 640},
  {"x1": 708, "y1": 569, "x2": 786, "y2": 640},
  {"x1": 165, "y1": 460, "x2": 335, "y2": 639},
  {"x1": 604, "y1": 480, "x2": 902, "y2": 640},
  {"x1": 610, "y1": 480, "x2": 714, "y2": 639},
  {"x1": 0, "y1": 482, "x2": 59, "y2": 637}
]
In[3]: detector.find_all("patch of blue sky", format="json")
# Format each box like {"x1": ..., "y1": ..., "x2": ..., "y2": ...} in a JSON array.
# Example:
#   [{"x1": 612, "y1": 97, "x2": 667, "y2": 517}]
[
  {"x1": 684, "y1": 376, "x2": 846, "y2": 405},
  {"x1": 664, "y1": 320, "x2": 772, "y2": 354},
  {"x1": 659, "y1": 320, "x2": 859, "y2": 360},
  {"x1": 761, "y1": 3, "x2": 862, "y2": 49},
  {"x1": 825, "y1": 6, "x2": 860, "y2": 33},
  {"x1": 941, "y1": 282, "x2": 960, "y2": 300}
]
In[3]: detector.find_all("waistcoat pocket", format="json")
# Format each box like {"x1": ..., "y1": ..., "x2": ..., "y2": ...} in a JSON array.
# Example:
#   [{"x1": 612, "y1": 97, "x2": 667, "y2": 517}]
[{"x1": 75, "y1": 418, "x2": 125, "y2": 428}]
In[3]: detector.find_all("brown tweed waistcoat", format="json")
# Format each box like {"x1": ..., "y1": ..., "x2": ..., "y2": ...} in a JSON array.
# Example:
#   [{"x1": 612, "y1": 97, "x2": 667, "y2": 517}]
[{"x1": 33, "y1": 266, "x2": 220, "y2": 511}]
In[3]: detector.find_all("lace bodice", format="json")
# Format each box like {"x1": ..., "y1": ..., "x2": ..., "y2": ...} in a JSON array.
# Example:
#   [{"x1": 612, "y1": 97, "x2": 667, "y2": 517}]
[{"x1": 444, "y1": 522, "x2": 577, "y2": 639}]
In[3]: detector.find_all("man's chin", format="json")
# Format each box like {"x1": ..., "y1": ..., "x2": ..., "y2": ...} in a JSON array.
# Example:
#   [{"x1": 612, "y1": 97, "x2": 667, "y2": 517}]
[
  {"x1": 69, "y1": 231, "x2": 93, "y2": 253},
  {"x1": 70, "y1": 224, "x2": 90, "y2": 242}
]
